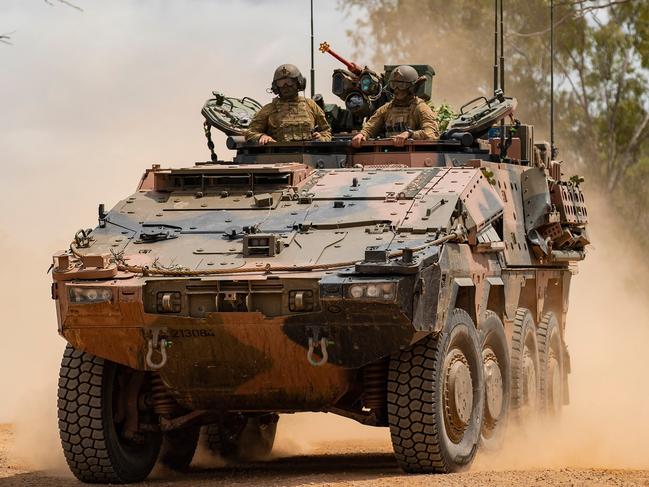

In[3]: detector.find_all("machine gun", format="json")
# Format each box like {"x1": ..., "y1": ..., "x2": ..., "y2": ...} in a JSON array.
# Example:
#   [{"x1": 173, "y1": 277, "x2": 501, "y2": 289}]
[
  {"x1": 318, "y1": 41, "x2": 390, "y2": 132},
  {"x1": 318, "y1": 42, "x2": 437, "y2": 136}
]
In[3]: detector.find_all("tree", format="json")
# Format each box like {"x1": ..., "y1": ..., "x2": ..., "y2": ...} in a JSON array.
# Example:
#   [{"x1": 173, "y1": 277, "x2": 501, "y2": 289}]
[{"x1": 342, "y1": 0, "x2": 649, "y2": 235}]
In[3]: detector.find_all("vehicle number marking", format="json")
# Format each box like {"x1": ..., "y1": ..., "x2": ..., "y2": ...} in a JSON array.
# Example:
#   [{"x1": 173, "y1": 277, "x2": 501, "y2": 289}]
[{"x1": 169, "y1": 329, "x2": 215, "y2": 338}]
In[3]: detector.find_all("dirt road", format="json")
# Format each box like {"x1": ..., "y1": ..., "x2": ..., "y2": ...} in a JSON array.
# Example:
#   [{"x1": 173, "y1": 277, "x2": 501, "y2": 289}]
[{"x1": 2, "y1": 423, "x2": 648, "y2": 487}]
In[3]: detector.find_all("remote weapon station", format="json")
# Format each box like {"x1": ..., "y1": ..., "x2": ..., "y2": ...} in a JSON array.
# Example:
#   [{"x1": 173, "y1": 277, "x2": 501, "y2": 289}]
[{"x1": 53, "y1": 1, "x2": 587, "y2": 483}]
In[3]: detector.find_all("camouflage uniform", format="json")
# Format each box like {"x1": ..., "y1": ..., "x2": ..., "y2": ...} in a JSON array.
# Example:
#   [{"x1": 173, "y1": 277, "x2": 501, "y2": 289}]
[
  {"x1": 245, "y1": 97, "x2": 332, "y2": 143},
  {"x1": 360, "y1": 96, "x2": 439, "y2": 140}
]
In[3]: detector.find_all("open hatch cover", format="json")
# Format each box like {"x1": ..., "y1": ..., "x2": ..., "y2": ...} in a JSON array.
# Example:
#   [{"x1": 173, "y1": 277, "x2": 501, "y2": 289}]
[{"x1": 202, "y1": 91, "x2": 262, "y2": 136}]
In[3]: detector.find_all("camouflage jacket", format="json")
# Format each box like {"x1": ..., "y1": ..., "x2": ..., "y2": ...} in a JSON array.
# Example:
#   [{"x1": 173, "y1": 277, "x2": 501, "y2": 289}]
[
  {"x1": 244, "y1": 97, "x2": 332, "y2": 143},
  {"x1": 360, "y1": 97, "x2": 439, "y2": 140}
]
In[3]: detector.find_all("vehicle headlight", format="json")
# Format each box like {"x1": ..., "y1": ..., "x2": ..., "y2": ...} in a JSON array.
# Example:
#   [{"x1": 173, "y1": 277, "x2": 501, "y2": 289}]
[
  {"x1": 366, "y1": 284, "x2": 380, "y2": 298},
  {"x1": 68, "y1": 286, "x2": 113, "y2": 304},
  {"x1": 346, "y1": 282, "x2": 396, "y2": 301},
  {"x1": 349, "y1": 285, "x2": 365, "y2": 298}
]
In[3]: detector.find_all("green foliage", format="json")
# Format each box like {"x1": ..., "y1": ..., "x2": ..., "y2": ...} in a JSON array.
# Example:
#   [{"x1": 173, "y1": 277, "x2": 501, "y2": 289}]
[
  {"x1": 569, "y1": 175, "x2": 585, "y2": 187},
  {"x1": 430, "y1": 102, "x2": 456, "y2": 133}
]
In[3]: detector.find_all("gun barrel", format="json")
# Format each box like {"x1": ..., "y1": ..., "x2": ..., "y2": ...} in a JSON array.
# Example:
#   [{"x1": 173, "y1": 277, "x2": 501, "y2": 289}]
[{"x1": 319, "y1": 41, "x2": 362, "y2": 76}]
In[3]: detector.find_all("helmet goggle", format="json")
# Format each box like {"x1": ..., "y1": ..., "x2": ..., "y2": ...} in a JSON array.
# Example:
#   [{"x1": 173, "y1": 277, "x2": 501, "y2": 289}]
[
  {"x1": 389, "y1": 80, "x2": 411, "y2": 91},
  {"x1": 275, "y1": 78, "x2": 297, "y2": 88}
]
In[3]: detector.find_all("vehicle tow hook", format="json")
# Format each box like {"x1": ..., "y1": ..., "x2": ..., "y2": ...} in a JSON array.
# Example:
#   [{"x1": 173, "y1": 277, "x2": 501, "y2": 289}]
[
  {"x1": 306, "y1": 337, "x2": 329, "y2": 367},
  {"x1": 146, "y1": 329, "x2": 170, "y2": 370}
]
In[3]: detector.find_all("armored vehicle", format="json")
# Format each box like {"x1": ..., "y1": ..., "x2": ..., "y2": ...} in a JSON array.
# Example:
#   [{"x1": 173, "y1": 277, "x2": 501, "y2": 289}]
[{"x1": 53, "y1": 48, "x2": 588, "y2": 484}]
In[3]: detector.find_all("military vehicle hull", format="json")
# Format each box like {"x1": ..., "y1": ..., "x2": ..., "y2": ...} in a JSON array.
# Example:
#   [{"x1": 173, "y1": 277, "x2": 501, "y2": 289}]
[{"x1": 53, "y1": 139, "x2": 587, "y2": 482}]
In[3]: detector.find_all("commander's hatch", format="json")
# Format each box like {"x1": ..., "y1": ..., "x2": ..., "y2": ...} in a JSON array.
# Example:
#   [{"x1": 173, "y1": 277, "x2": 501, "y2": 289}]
[
  {"x1": 202, "y1": 91, "x2": 262, "y2": 136},
  {"x1": 443, "y1": 90, "x2": 517, "y2": 140}
]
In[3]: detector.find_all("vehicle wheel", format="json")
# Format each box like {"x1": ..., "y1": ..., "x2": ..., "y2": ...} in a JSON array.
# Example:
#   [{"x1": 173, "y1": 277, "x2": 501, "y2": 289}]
[
  {"x1": 538, "y1": 312, "x2": 564, "y2": 416},
  {"x1": 510, "y1": 308, "x2": 541, "y2": 420},
  {"x1": 159, "y1": 425, "x2": 200, "y2": 471},
  {"x1": 206, "y1": 414, "x2": 278, "y2": 461},
  {"x1": 57, "y1": 345, "x2": 161, "y2": 484},
  {"x1": 387, "y1": 308, "x2": 484, "y2": 473},
  {"x1": 478, "y1": 310, "x2": 511, "y2": 450}
]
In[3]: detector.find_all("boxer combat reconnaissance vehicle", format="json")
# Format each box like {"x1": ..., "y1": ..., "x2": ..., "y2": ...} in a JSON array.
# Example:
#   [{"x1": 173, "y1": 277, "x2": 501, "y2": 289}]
[{"x1": 53, "y1": 40, "x2": 588, "y2": 485}]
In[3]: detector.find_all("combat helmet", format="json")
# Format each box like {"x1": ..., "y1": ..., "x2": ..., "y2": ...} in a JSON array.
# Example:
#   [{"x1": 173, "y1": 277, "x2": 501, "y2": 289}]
[
  {"x1": 388, "y1": 65, "x2": 422, "y2": 94},
  {"x1": 271, "y1": 64, "x2": 307, "y2": 94}
]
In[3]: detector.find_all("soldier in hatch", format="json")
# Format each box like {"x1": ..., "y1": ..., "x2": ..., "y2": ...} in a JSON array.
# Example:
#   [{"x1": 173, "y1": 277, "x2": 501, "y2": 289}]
[
  {"x1": 351, "y1": 65, "x2": 438, "y2": 148},
  {"x1": 245, "y1": 64, "x2": 332, "y2": 144}
]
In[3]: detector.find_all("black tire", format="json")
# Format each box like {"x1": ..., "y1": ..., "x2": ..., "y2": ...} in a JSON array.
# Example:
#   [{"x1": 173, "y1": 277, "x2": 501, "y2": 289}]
[
  {"x1": 538, "y1": 312, "x2": 564, "y2": 416},
  {"x1": 477, "y1": 310, "x2": 511, "y2": 450},
  {"x1": 57, "y1": 345, "x2": 161, "y2": 484},
  {"x1": 387, "y1": 308, "x2": 484, "y2": 473},
  {"x1": 510, "y1": 308, "x2": 541, "y2": 419},
  {"x1": 159, "y1": 426, "x2": 200, "y2": 471},
  {"x1": 206, "y1": 414, "x2": 278, "y2": 461}
]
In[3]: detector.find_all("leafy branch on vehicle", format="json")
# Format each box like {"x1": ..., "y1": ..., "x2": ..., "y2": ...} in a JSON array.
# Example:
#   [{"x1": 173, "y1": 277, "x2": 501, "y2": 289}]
[{"x1": 430, "y1": 103, "x2": 457, "y2": 133}]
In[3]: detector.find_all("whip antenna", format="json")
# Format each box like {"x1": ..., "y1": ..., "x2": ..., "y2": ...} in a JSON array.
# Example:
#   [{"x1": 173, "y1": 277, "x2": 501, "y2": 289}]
[
  {"x1": 499, "y1": 0, "x2": 507, "y2": 160},
  {"x1": 500, "y1": 0, "x2": 505, "y2": 93},
  {"x1": 493, "y1": 0, "x2": 499, "y2": 93},
  {"x1": 310, "y1": 0, "x2": 315, "y2": 98},
  {"x1": 550, "y1": 0, "x2": 556, "y2": 158}
]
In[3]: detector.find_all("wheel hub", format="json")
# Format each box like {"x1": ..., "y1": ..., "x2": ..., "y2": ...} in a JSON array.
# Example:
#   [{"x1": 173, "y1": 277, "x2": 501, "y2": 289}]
[
  {"x1": 547, "y1": 351, "x2": 562, "y2": 414},
  {"x1": 523, "y1": 349, "x2": 537, "y2": 408},
  {"x1": 444, "y1": 349, "x2": 473, "y2": 441},
  {"x1": 483, "y1": 350, "x2": 503, "y2": 421}
]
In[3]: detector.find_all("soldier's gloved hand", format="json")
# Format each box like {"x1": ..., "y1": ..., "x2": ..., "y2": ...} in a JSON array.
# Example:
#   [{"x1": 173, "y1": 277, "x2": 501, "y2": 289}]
[
  {"x1": 393, "y1": 131, "x2": 410, "y2": 147},
  {"x1": 351, "y1": 133, "x2": 366, "y2": 148},
  {"x1": 258, "y1": 134, "x2": 276, "y2": 145},
  {"x1": 312, "y1": 132, "x2": 322, "y2": 140}
]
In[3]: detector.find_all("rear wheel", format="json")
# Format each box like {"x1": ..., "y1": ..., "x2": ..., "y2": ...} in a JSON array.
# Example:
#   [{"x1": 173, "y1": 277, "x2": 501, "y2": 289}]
[
  {"x1": 511, "y1": 308, "x2": 541, "y2": 421},
  {"x1": 387, "y1": 309, "x2": 484, "y2": 473},
  {"x1": 159, "y1": 426, "x2": 200, "y2": 471},
  {"x1": 206, "y1": 413, "x2": 278, "y2": 461},
  {"x1": 478, "y1": 311, "x2": 511, "y2": 450},
  {"x1": 57, "y1": 345, "x2": 161, "y2": 484},
  {"x1": 538, "y1": 312, "x2": 564, "y2": 417}
]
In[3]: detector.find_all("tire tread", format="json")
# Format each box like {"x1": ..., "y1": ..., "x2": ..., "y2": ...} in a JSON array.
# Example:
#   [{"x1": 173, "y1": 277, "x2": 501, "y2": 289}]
[{"x1": 57, "y1": 345, "x2": 119, "y2": 483}]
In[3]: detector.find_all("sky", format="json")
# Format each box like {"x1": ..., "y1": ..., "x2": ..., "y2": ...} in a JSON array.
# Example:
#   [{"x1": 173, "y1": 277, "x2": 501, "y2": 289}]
[{"x1": 0, "y1": 0, "x2": 359, "y2": 422}]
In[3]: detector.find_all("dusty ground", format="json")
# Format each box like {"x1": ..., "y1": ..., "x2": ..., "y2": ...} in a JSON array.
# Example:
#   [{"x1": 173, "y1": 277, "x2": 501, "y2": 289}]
[{"x1": 1, "y1": 424, "x2": 648, "y2": 487}]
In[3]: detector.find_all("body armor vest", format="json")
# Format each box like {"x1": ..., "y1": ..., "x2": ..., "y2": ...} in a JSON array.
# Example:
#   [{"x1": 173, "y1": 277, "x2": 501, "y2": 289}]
[
  {"x1": 268, "y1": 98, "x2": 317, "y2": 142},
  {"x1": 384, "y1": 98, "x2": 426, "y2": 136}
]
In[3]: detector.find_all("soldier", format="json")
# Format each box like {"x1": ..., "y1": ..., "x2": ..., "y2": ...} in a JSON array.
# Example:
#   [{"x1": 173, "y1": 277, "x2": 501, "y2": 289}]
[
  {"x1": 245, "y1": 64, "x2": 332, "y2": 144},
  {"x1": 351, "y1": 65, "x2": 439, "y2": 148}
]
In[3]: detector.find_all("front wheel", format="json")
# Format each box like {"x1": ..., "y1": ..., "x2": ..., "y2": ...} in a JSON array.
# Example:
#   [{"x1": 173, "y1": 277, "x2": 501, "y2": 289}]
[
  {"x1": 387, "y1": 309, "x2": 484, "y2": 473},
  {"x1": 57, "y1": 345, "x2": 161, "y2": 484}
]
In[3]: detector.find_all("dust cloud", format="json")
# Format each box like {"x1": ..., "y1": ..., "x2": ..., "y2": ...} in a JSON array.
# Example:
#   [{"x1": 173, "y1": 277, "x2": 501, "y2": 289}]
[
  {"x1": 475, "y1": 194, "x2": 649, "y2": 471},
  {"x1": 2, "y1": 0, "x2": 648, "y2": 477}
]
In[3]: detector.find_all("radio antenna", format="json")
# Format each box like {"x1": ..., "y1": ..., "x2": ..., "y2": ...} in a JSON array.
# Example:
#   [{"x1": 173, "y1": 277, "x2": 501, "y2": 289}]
[
  {"x1": 310, "y1": 0, "x2": 315, "y2": 98},
  {"x1": 493, "y1": 0, "x2": 499, "y2": 93},
  {"x1": 499, "y1": 0, "x2": 507, "y2": 161},
  {"x1": 550, "y1": 0, "x2": 557, "y2": 158},
  {"x1": 499, "y1": 0, "x2": 505, "y2": 93}
]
